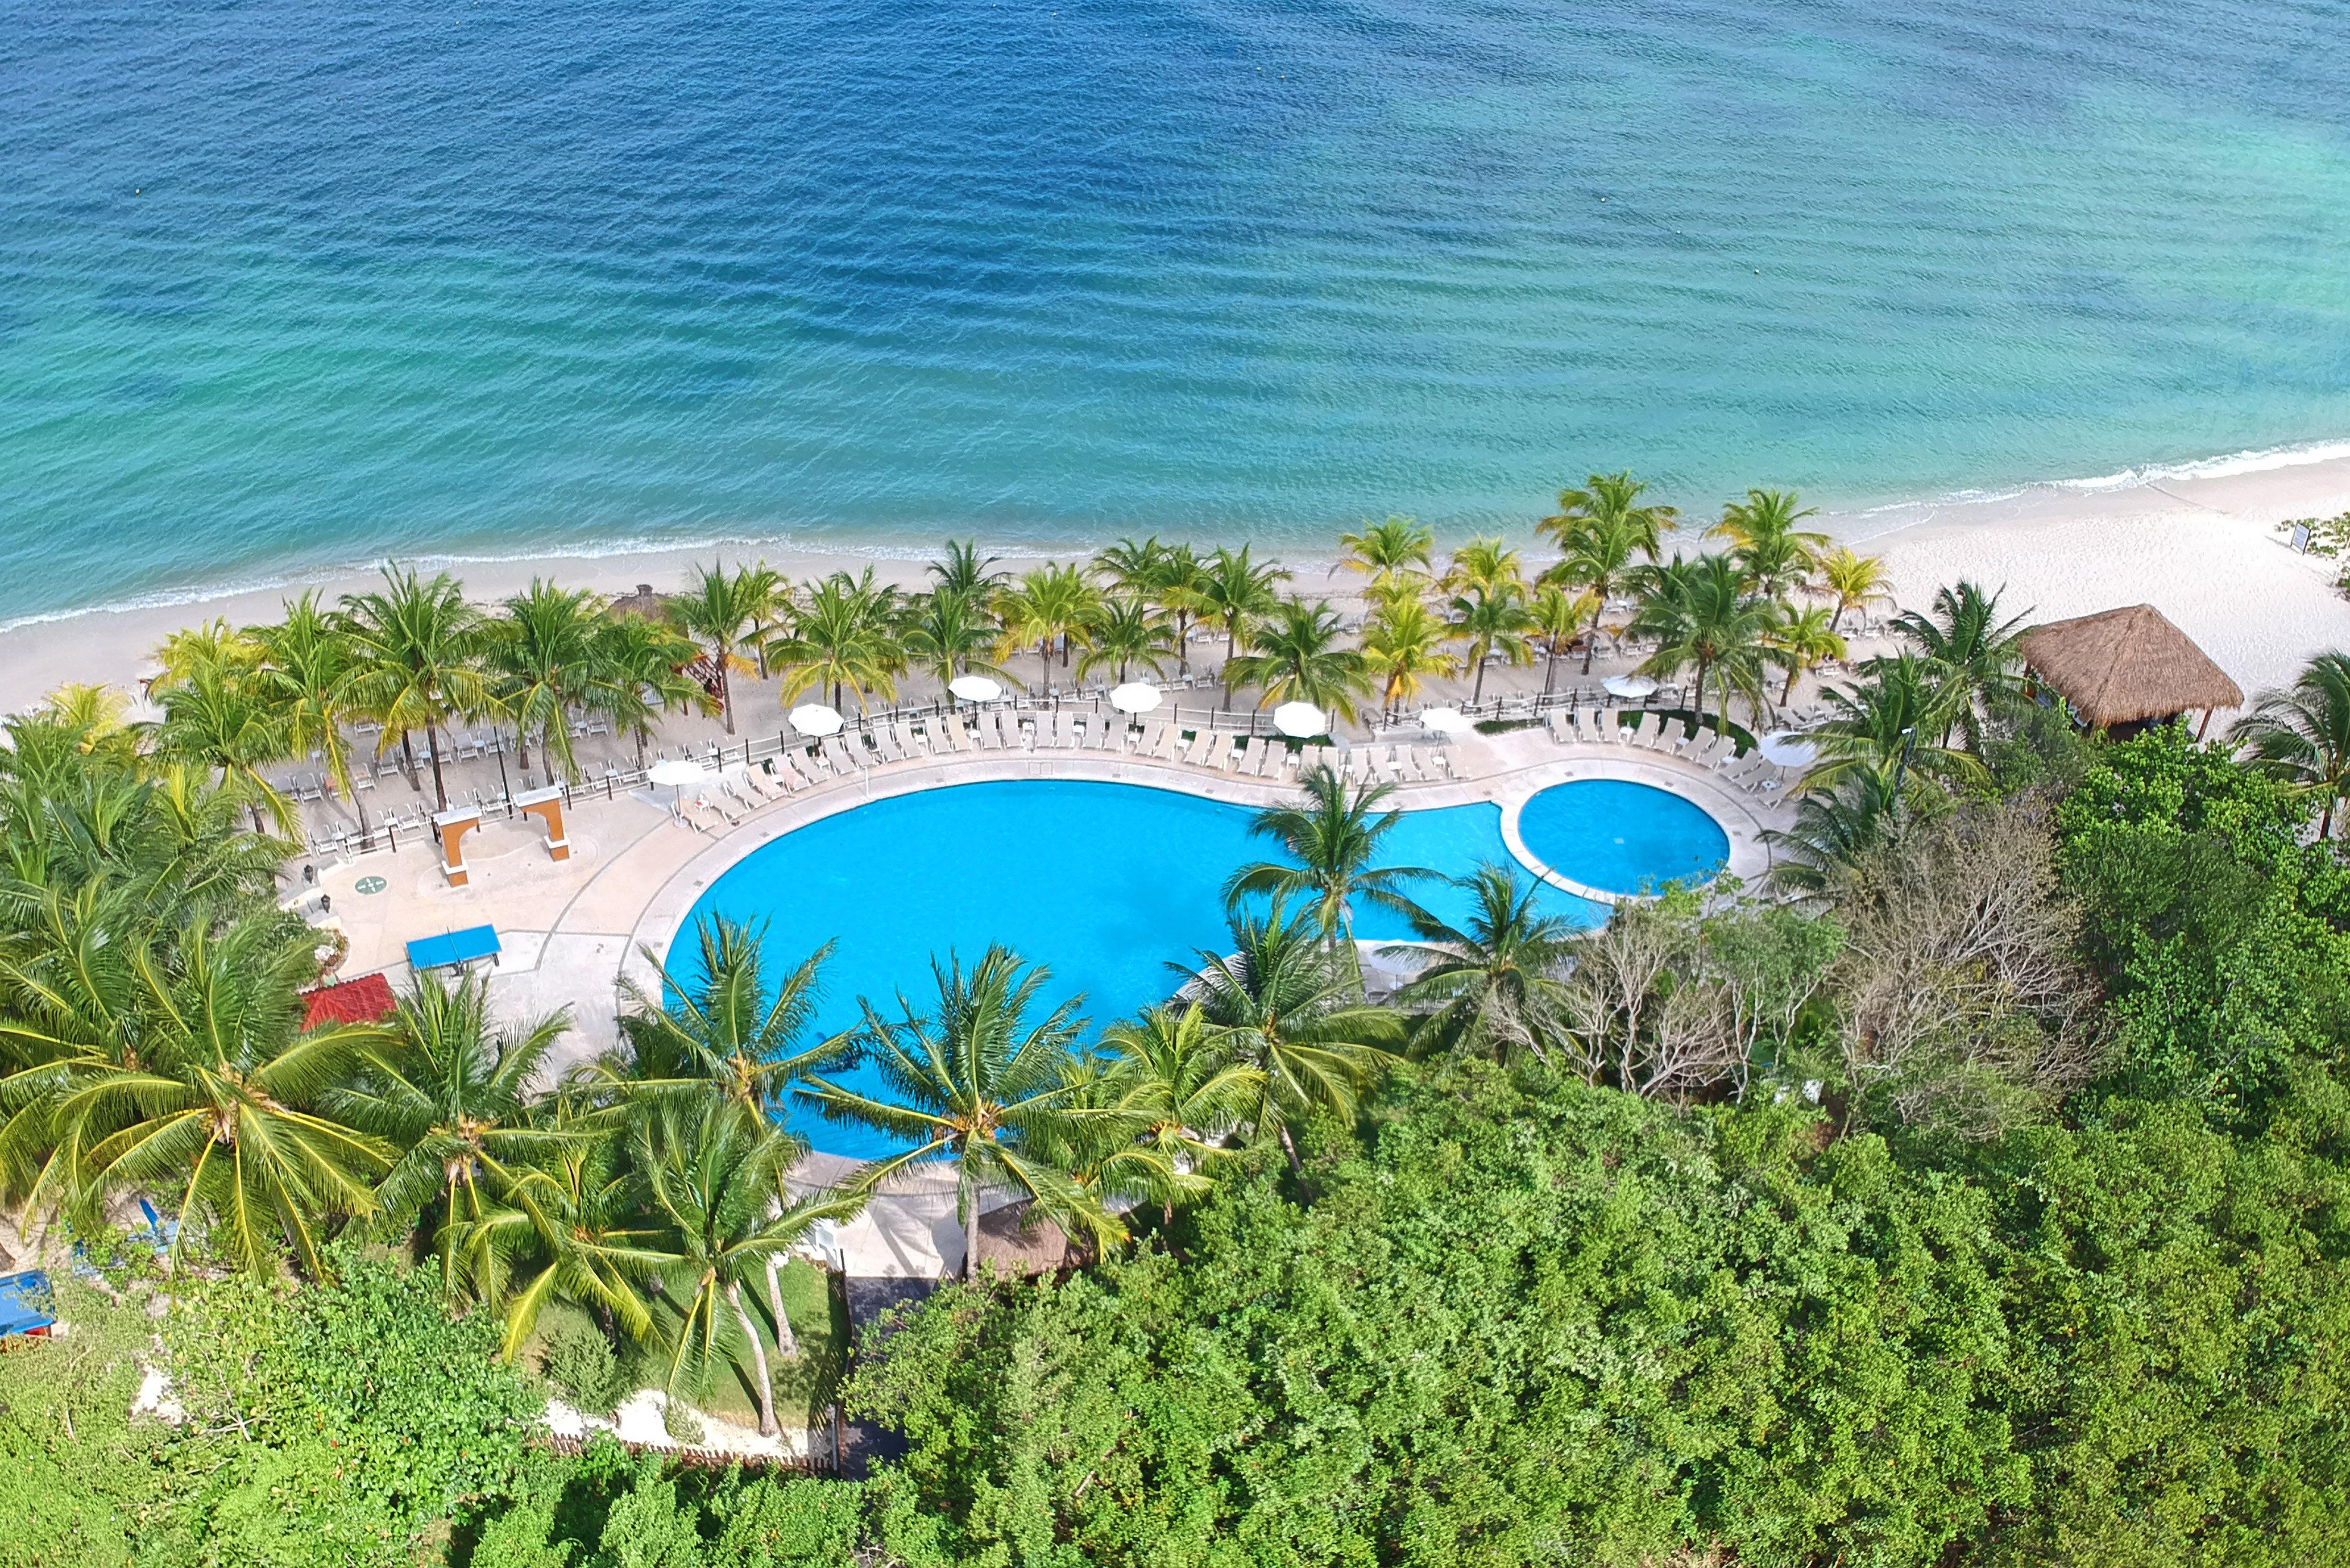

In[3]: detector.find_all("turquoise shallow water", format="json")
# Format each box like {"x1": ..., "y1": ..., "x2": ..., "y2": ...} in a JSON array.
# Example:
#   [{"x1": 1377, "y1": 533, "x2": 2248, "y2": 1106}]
[
  {"x1": 1519, "y1": 779, "x2": 1730, "y2": 894},
  {"x1": 674, "y1": 779, "x2": 1619, "y2": 1158},
  {"x1": 5, "y1": 1, "x2": 2349, "y2": 621}
]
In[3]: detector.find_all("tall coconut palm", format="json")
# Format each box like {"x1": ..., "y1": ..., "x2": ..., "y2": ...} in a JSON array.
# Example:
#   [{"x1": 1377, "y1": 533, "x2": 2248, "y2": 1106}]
[
  {"x1": 1891, "y1": 580, "x2": 2028, "y2": 748},
  {"x1": 338, "y1": 565, "x2": 492, "y2": 811},
  {"x1": 1358, "y1": 596, "x2": 1462, "y2": 719},
  {"x1": 1395, "y1": 865, "x2": 1580, "y2": 1061},
  {"x1": 738, "y1": 564, "x2": 788, "y2": 679},
  {"x1": 1441, "y1": 536, "x2": 1527, "y2": 600},
  {"x1": 1151, "y1": 544, "x2": 1211, "y2": 677},
  {"x1": 1531, "y1": 583, "x2": 1601, "y2": 696},
  {"x1": 930, "y1": 538, "x2": 1008, "y2": 601},
  {"x1": 1801, "y1": 653, "x2": 1983, "y2": 803},
  {"x1": 1180, "y1": 904, "x2": 1403, "y2": 1180},
  {"x1": 1450, "y1": 581, "x2": 1539, "y2": 705},
  {"x1": 994, "y1": 562, "x2": 1100, "y2": 676},
  {"x1": 1767, "y1": 602, "x2": 1847, "y2": 707},
  {"x1": 1762, "y1": 766, "x2": 1906, "y2": 893},
  {"x1": 151, "y1": 619, "x2": 263, "y2": 691},
  {"x1": 797, "y1": 947, "x2": 1110, "y2": 1279},
  {"x1": 152, "y1": 657, "x2": 299, "y2": 835},
  {"x1": 2230, "y1": 651, "x2": 2350, "y2": 838},
  {"x1": 1335, "y1": 516, "x2": 1435, "y2": 608},
  {"x1": 1540, "y1": 471, "x2": 1678, "y2": 558},
  {"x1": 769, "y1": 569, "x2": 903, "y2": 715},
  {"x1": 611, "y1": 914, "x2": 850, "y2": 1123},
  {"x1": 634, "y1": 1102, "x2": 867, "y2": 1436},
  {"x1": 1077, "y1": 595, "x2": 1174, "y2": 684},
  {"x1": 1199, "y1": 545, "x2": 1290, "y2": 700},
  {"x1": 589, "y1": 613, "x2": 715, "y2": 768},
  {"x1": 1099, "y1": 1005, "x2": 1263, "y2": 1222},
  {"x1": 1091, "y1": 536, "x2": 1170, "y2": 600},
  {"x1": 247, "y1": 592, "x2": 359, "y2": 801},
  {"x1": 330, "y1": 972, "x2": 573, "y2": 1296},
  {"x1": 487, "y1": 579, "x2": 607, "y2": 779},
  {"x1": 1223, "y1": 599, "x2": 1370, "y2": 721},
  {"x1": 1711, "y1": 488, "x2": 1828, "y2": 600},
  {"x1": 1629, "y1": 554, "x2": 1776, "y2": 729},
  {"x1": 0, "y1": 911, "x2": 391, "y2": 1277},
  {"x1": 1542, "y1": 511, "x2": 1651, "y2": 673},
  {"x1": 1818, "y1": 546, "x2": 1895, "y2": 634},
  {"x1": 1221, "y1": 764, "x2": 1431, "y2": 946},
  {"x1": 904, "y1": 587, "x2": 1012, "y2": 692},
  {"x1": 670, "y1": 563, "x2": 764, "y2": 735}
]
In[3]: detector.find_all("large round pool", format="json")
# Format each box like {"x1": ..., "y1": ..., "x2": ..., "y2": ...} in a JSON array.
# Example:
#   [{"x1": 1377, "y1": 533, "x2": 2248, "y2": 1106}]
[
  {"x1": 1515, "y1": 779, "x2": 1730, "y2": 895},
  {"x1": 674, "y1": 779, "x2": 1604, "y2": 1158}
]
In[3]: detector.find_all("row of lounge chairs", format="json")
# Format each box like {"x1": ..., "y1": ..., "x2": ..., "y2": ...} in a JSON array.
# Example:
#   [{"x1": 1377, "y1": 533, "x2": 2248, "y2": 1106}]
[{"x1": 1539, "y1": 707, "x2": 1794, "y2": 794}]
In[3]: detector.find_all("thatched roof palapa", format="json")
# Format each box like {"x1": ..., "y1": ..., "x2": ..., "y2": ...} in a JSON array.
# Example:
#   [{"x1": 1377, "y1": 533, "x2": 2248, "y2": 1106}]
[
  {"x1": 605, "y1": 583, "x2": 671, "y2": 621},
  {"x1": 2017, "y1": 604, "x2": 2243, "y2": 728}
]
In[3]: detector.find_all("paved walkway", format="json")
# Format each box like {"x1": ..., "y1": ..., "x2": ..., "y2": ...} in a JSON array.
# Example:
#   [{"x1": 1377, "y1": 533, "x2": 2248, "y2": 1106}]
[{"x1": 308, "y1": 724, "x2": 1791, "y2": 1278}]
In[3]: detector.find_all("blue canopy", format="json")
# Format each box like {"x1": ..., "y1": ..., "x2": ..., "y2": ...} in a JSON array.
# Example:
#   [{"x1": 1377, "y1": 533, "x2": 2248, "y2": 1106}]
[
  {"x1": 0, "y1": 1270, "x2": 54, "y2": 1337},
  {"x1": 405, "y1": 925, "x2": 501, "y2": 972}
]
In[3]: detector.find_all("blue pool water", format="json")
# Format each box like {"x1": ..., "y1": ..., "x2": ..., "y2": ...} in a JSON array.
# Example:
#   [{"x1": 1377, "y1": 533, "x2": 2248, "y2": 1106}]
[
  {"x1": 1516, "y1": 780, "x2": 1731, "y2": 896},
  {"x1": 673, "y1": 779, "x2": 1606, "y2": 1158},
  {"x1": 7, "y1": 1, "x2": 2350, "y2": 621}
]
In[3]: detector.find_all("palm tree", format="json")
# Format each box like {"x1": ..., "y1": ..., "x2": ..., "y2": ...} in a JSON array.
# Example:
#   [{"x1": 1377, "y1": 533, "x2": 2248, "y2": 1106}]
[
  {"x1": 1091, "y1": 536, "x2": 1170, "y2": 600},
  {"x1": 330, "y1": 972, "x2": 573, "y2": 1295},
  {"x1": 1711, "y1": 488, "x2": 1827, "y2": 600},
  {"x1": 1767, "y1": 602, "x2": 1847, "y2": 707},
  {"x1": 1540, "y1": 471, "x2": 1678, "y2": 558},
  {"x1": 152, "y1": 656, "x2": 298, "y2": 835},
  {"x1": 739, "y1": 564, "x2": 789, "y2": 680},
  {"x1": 1531, "y1": 583, "x2": 1600, "y2": 696},
  {"x1": 1762, "y1": 767, "x2": 1905, "y2": 892},
  {"x1": 247, "y1": 592, "x2": 359, "y2": 801},
  {"x1": 1395, "y1": 865, "x2": 1580, "y2": 1061},
  {"x1": 1450, "y1": 581, "x2": 1539, "y2": 705},
  {"x1": 1441, "y1": 536, "x2": 1526, "y2": 600},
  {"x1": 151, "y1": 619, "x2": 264, "y2": 691},
  {"x1": 339, "y1": 565, "x2": 492, "y2": 811},
  {"x1": 590, "y1": 613, "x2": 715, "y2": 769},
  {"x1": 1221, "y1": 764, "x2": 1431, "y2": 947},
  {"x1": 1180, "y1": 904, "x2": 1403, "y2": 1180},
  {"x1": 1358, "y1": 596, "x2": 1462, "y2": 720},
  {"x1": 1542, "y1": 512, "x2": 1651, "y2": 673},
  {"x1": 0, "y1": 912, "x2": 391, "y2": 1276},
  {"x1": 611, "y1": 915, "x2": 850, "y2": 1123},
  {"x1": 769, "y1": 569, "x2": 903, "y2": 715},
  {"x1": 1222, "y1": 599, "x2": 1370, "y2": 720},
  {"x1": 2230, "y1": 651, "x2": 2350, "y2": 838},
  {"x1": 931, "y1": 538, "x2": 1008, "y2": 601},
  {"x1": 799, "y1": 947, "x2": 1112, "y2": 1279},
  {"x1": 1818, "y1": 547, "x2": 1895, "y2": 634},
  {"x1": 1199, "y1": 545, "x2": 1290, "y2": 700},
  {"x1": 487, "y1": 580, "x2": 607, "y2": 779},
  {"x1": 1077, "y1": 595, "x2": 1173, "y2": 684},
  {"x1": 1099, "y1": 1006, "x2": 1263, "y2": 1223},
  {"x1": 635, "y1": 1103, "x2": 865, "y2": 1436},
  {"x1": 1801, "y1": 653, "x2": 1983, "y2": 803},
  {"x1": 994, "y1": 563, "x2": 1100, "y2": 676},
  {"x1": 1151, "y1": 544, "x2": 1212, "y2": 677},
  {"x1": 1629, "y1": 554, "x2": 1776, "y2": 729},
  {"x1": 1892, "y1": 580, "x2": 2028, "y2": 748},
  {"x1": 904, "y1": 587, "x2": 1012, "y2": 694},
  {"x1": 670, "y1": 563, "x2": 764, "y2": 735},
  {"x1": 1335, "y1": 516, "x2": 1434, "y2": 609}
]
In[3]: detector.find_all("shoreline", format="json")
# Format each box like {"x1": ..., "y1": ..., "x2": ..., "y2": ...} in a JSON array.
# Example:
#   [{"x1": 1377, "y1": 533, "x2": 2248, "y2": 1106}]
[{"x1": 6, "y1": 443, "x2": 2349, "y2": 718}]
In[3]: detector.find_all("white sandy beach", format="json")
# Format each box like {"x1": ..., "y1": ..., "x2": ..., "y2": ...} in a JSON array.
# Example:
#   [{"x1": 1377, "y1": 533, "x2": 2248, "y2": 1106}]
[{"x1": 5, "y1": 451, "x2": 2348, "y2": 719}]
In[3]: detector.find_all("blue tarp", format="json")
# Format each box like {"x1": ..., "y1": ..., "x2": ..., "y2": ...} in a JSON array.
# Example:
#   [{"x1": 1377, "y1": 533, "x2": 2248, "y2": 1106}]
[
  {"x1": 405, "y1": 924, "x2": 500, "y2": 972},
  {"x1": 0, "y1": 1270, "x2": 54, "y2": 1337}
]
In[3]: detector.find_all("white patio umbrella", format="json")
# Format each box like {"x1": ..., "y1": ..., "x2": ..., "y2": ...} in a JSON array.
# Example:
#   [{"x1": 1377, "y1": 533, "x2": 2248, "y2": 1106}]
[
  {"x1": 646, "y1": 757, "x2": 708, "y2": 807},
  {"x1": 1419, "y1": 707, "x2": 1473, "y2": 735},
  {"x1": 1758, "y1": 731, "x2": 1819, "y2": 768},
  {"x1": 1109, "y1": 682, "x2": 1162, "y2": 714},
  {"x1": 1271, "y1": 702, "x2": 1327, "y2": 739},
  {"x1": 1603, "y1": 674, "x2": 1659, "y2": 700},
  {"x1": 948, "y1": 675, "x2": 1002, "y2": 703},
  {"x1": 788, "y1": 703, "x2": 844, "y2": 737}
]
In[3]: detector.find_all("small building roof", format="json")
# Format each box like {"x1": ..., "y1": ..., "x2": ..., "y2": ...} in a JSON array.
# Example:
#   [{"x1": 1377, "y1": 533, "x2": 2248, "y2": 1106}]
[
  {"x1": 606, "y1": 583, "x2": 671, "y2": 621},
  {"x1": 2019, "y1": 604, "x2": 2243, "y2": 728},
  {"x1": 301, "y1": 972, "x2": 396, "y2": 1030}
]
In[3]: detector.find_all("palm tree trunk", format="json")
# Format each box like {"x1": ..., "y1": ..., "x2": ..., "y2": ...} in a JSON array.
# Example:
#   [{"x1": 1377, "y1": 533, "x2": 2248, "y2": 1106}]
[
  {"x1": 718, "y1": 652, "x2": 736, "y2": 735},
  {"x1": 425, "y1": 721, "x2": 450, "y2": 811},
  {"x1": 1544, "y1": 645, "x2": 1560, "y2": 695},
  {"x1": 401, "y1": 729, "x2": 421, "y2": 791},
  {"x1": 1175, "y1": 612, "x2": 1192, "y2": 676},
  {"x1": 1276, "y1": 1122, "x2": 1307, "y2": 1182},
  {"x1": 1472, "y1": 652, "x2": 1488, "y2": 706},
  {"x1": 1692, "y1": 663, "x2": 1708, "y2": 730},
  {"x1": 961, "y1": 1172, "x2": 980, "y2": 1283},
  {"x1": 726, "y1": 1279, "x2": 778, "y2": 1437},
  {"x1": 764, "y1": 1254, "x2": 799, "y2": 1360}
]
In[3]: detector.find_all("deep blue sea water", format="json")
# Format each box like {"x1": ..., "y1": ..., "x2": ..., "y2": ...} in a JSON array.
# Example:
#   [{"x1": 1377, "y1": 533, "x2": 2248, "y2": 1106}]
[
  {"x1": 5, "y1": 0, "x2": 2349, "y2": 621},
  {"x1": 674, "y1": 779, "x2": 1615, "y2": 1157}
]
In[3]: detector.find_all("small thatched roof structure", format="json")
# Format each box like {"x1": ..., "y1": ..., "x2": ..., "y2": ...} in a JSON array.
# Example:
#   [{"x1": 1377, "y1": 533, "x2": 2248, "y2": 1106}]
[
  {"x1": 2019, "y1": 604, "x2": 2243, "y2": 729},
  {"x1": 971, "y1": 1198, "x2": 1092, "y2": 1277},
  {"x1": 605, "y1": 583, "x2": 671, "y2": 621}
]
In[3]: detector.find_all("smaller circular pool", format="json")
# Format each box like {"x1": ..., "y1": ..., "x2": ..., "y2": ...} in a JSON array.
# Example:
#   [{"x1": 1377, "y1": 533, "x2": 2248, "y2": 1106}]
[{"x1": 1516, "y1": 779, "x2": 1730, "y2": 895}]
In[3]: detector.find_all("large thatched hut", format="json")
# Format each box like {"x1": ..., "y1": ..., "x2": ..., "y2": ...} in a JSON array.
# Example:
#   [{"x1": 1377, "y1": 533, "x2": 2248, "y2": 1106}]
[{"x1": 2018, "y1": 603, "x2": 2243, "y2": 737}]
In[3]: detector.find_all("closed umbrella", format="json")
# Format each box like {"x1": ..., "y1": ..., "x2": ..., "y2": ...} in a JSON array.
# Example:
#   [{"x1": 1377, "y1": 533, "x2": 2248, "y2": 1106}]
[
  {"x1": 1419, "y1": 707, "x2": 1473, "y2": 735},
  {"x1": 1271, "y1": 702, "x2": 1327, "y2": 739},
  {"x1": 1109, "y1": 682, "x2": 1162, "y2": 714},
  {"x1": 948, "y1": 675, "x2": 1001, "y2": 704},
  {"x1": 788, "y1": 704, "x2": 844, "y2": 737}
]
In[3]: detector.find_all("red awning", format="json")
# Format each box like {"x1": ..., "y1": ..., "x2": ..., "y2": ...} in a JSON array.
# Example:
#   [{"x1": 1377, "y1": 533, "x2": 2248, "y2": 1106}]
[{"x1": 301, "y1": 972, "x2": 397, "y2": 1030}]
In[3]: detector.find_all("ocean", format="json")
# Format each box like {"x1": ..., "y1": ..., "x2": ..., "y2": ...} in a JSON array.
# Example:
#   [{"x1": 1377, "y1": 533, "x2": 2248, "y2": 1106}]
[{"x1": 3, "y1": 0, "x2": 2348, "y2": 622}]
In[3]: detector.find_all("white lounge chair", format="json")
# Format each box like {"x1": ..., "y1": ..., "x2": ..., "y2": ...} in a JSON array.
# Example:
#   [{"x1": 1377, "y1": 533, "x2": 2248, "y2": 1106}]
[
  {"x1": 1181, "y1": 731, "x2": 1214, "y2": 766},
  {"x1": 1094, "y1": 716, "x2": 1122, "y2": 751},
  {"x1": 891, "y1": 719, "x2": 922, "y2": 757}
]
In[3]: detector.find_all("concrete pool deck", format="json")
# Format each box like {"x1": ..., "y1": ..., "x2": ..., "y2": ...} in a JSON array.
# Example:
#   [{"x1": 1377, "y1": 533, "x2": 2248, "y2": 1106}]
[{"x1": 307, "y1": 724, "x2": 1789, "y2": 1278}]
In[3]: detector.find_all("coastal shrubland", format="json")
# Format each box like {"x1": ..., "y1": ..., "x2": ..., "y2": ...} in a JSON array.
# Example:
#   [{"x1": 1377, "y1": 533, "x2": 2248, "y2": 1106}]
[{"x1": 1, "y1": 491, "x2": 2348, "y2": 1563}]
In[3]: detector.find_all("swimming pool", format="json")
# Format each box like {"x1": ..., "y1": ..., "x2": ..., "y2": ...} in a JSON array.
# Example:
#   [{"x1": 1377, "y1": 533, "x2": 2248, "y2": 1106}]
[
  {"x1": 672, "y1": 779, "x2": 1606, "y2": 1159},
  {"x1": 1515, "y1": 779, "x2": 1731, "y2": 895}
]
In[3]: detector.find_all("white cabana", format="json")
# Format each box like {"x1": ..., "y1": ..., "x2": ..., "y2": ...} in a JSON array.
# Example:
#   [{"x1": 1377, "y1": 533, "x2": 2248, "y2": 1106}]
[
  {"x1": 1109, "y1": 682, "x2": 1163, "y2": 714},
  {"x1": 1271, "y1": 702, "x2": 1327, "y2": 739},
  {"x1": 788, "y1": 704, "x2": 845, "y2": 737}
]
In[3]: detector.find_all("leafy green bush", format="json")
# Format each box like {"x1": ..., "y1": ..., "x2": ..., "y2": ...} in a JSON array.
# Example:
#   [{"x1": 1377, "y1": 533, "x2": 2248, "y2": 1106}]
[{"x1": 543, "y1": 1315, "x2": 631, "y2": 1417}]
